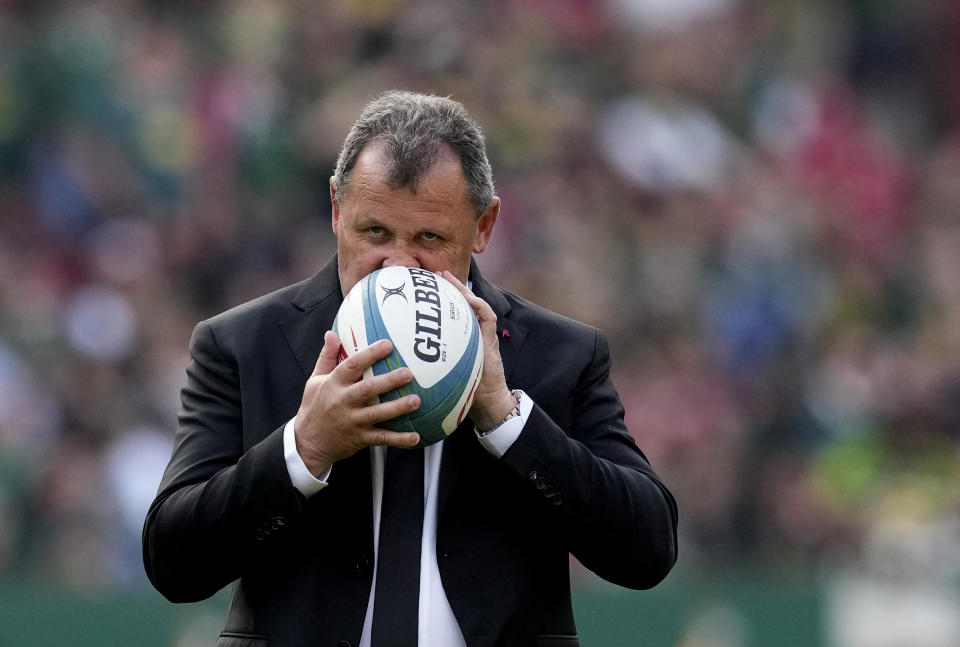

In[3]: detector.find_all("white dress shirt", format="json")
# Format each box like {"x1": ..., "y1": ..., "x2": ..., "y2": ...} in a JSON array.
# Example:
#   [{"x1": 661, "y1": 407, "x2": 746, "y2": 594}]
[{"x1": 282, "y1": 391, "x2": 534, "y2": 647}]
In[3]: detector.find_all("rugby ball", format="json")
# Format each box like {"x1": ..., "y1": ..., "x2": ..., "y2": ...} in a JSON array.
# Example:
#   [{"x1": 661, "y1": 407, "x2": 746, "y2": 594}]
[{"x1": 333, "y1": 266, "x2": 484, "y2": 446}]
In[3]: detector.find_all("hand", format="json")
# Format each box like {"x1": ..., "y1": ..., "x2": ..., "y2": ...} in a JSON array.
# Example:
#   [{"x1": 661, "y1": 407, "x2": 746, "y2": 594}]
[
  {"x1": 441, "y1": 271, "x2": 517, "y2": 431},
  {"x1": 294, "y1": 331, "x2": 421, "y2": 476}
]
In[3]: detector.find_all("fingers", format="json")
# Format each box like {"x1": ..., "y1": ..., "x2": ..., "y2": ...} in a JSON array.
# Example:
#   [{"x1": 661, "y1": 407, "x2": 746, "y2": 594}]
[
  {"x1": 333, "y1": 336, "x2": 422, "y2": 425},
  {"x1": 354, "y1": 393, "x2": 421, "y2": 427},
  {"x1": 362, "y1": 428, "x2": 421, "y2": 449},
  {"x1": 336, "y1": 339, "x2": 394, "y2": 381},
  {"x1": 350, "y1": 366, "x2": 415, "y2": 405},
  {"x1": 312, "y1": 330, "x2": 342, "y2": 376}
]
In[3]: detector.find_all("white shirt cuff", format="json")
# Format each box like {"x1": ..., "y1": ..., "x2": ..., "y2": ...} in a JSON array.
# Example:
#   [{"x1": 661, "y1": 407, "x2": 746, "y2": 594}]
[
  {"x1": 283, "y1": 417, "x2": 330, "y2": 497},
  {"x1": 475, "y1": 390, "x2": 533, "y2": 458}
]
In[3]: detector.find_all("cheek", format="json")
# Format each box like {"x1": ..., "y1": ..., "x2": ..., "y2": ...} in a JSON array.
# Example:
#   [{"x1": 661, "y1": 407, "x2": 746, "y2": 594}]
[
  {"x1": 339, "y1": 241, "x2": 387, "y2": 286},
  {"x1": 420, "y1": 246, "x2": 470, "y2": 277}
]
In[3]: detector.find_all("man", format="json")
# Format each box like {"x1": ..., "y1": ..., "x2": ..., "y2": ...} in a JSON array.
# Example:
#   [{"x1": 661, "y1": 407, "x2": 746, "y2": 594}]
[{"x1": 143, "y1": 90, "x2": 678, "y2": 647}]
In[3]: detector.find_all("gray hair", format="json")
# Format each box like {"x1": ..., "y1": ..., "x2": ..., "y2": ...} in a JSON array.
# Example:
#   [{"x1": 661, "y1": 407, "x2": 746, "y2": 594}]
[{"x1": 332, "y1": 90, "x2": 495, "y2": 217}]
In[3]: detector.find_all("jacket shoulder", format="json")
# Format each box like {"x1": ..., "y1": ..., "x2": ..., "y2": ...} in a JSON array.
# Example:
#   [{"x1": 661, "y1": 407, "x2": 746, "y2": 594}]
[
  {"x1": 207, "y1": 279, "x2": 309, "y2": 328},
  {"x1": 193, "y1": 273, "x2": 334, "y2": 356}
]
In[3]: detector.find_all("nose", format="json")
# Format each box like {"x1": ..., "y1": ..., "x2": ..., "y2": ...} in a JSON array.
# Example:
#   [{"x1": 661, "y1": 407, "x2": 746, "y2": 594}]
[{"x1": 381, "y1": 242, "x2": 420, "y2": 269}]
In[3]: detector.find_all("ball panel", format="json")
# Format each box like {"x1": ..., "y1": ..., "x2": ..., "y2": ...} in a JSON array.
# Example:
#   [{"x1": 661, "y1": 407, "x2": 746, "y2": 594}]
[
  {"x1": 377, "y1": 300, "x2": 483, "y2": 444},
  {"x1": 334, "y1": 266, "x2": 483, "y2": 446},
  {"x1": 440, "y1": 340, "x2": 484, "y2": 434},
  {"x1": 361, "y1": 272, "x2": 418, "y2": 432}
]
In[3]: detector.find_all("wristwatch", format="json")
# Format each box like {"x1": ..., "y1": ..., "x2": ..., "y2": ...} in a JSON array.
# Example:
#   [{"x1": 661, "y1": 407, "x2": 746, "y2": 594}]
[{"x1": 478, "y1": 389, "x2": 523, "y2": 435}]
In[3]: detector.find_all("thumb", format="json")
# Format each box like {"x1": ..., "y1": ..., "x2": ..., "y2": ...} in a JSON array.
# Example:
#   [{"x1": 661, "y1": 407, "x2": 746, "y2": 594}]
[{"x1": 313, "y1": 330, "x2": 342, "y2": 376}]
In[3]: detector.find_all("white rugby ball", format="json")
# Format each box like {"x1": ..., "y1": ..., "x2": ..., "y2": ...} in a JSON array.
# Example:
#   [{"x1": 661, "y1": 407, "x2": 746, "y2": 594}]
[{"x1": 333, "y1": 266, "x2": 484, "y2": 446}]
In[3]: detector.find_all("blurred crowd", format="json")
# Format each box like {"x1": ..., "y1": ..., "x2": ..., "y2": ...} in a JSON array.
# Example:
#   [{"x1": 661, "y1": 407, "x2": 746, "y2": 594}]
[{"x1": 1, "y1": 0, "x2": 959, "y2": 595}]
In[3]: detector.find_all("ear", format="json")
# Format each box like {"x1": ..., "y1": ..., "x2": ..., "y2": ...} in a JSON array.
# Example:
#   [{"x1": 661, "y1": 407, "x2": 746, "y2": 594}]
[
  {"x1": 472, "y1": 196, "x2": 500, "y2": 254},
  {"x1": 329, "y1": 177, "x2": 340, "y2": 237}
]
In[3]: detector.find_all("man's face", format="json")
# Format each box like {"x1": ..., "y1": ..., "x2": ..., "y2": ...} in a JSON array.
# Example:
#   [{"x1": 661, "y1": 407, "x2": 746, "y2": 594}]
[{"x1": 331, "y1": 142, "x2": 499, "y2": 295}]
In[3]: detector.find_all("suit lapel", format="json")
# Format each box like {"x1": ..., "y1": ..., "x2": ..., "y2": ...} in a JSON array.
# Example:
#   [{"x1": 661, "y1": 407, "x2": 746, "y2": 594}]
[
  {"x1": 469, "y1": 260, "x2": 528, "y2": 386},
  {"x1": 279, "y1": 256, "x2": 344, "y2": 380}
]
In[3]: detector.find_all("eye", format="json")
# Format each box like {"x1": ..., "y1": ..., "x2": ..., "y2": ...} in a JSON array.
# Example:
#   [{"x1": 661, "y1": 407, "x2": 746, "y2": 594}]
[
  {"x1": 366, "y1": 226, "x2": 386, "y2": 236},
  {"x1": 421, "y1": 231, "x2": 439, "y2": 241}
]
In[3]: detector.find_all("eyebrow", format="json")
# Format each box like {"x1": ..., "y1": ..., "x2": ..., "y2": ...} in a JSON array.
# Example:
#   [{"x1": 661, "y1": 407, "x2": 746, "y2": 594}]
[
  {"x1": 354, "y1": 214, "x2": 454, "y2": 237},
  {"x1": 352, "y1": 214, "x2": 387, "y2": 228}
]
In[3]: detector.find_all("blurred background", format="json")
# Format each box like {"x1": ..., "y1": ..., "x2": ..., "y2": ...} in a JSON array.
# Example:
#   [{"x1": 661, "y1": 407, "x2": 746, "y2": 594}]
[{"x1": 1, "y1": 0, "x2": 959, "y2": 645}]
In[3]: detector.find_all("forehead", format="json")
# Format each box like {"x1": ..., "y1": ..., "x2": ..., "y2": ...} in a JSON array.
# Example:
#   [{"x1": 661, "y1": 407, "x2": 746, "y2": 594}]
[{"x1": 345, "y1": 143, "x2": 471, "y2": 209}]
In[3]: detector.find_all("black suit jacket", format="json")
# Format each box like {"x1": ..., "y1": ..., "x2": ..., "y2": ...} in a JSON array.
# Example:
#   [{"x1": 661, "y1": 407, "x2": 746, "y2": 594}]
[{"x1": 143, "y1": 256, "x2": 678, "y2": 647}]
